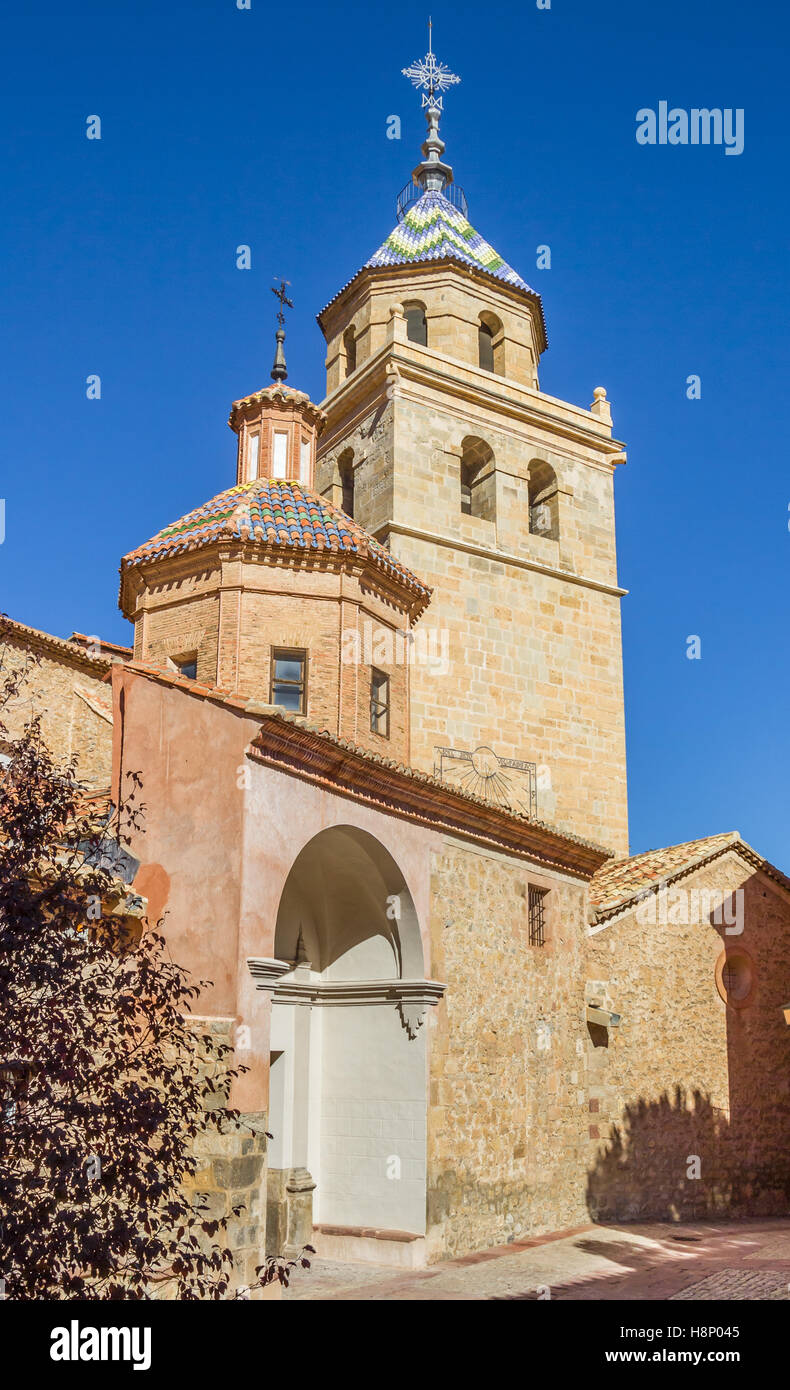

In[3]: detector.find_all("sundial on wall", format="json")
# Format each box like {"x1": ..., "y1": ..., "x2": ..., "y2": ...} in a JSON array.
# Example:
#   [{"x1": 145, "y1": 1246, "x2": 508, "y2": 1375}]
[{"x1": 434, "y1": 745, "x2": 537, "y2": 819}]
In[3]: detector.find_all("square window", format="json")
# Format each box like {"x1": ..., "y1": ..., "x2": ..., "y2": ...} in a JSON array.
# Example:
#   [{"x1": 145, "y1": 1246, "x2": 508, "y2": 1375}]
[
  {"x1": 177, "y1": 657, "x2": 197, "y2": 680},
  {"x1": 270, "y1": 648, "x2": 307, "y2": 714},
  {"x1": 370, "y1": 668, "x2": 390, "y2": 737}
]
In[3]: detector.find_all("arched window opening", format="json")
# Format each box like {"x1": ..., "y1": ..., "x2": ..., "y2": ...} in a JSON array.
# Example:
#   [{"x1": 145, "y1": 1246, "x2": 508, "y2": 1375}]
[
  {"x1": 343, "y1": 326, "x2": 357, "y2": 377},
  {"x1": 528, "y1": 460, "x2": 559, "y2": 540},
  {"x1": 478, "y1": 322, "x2": 495, "y2": 372},
  {"x1": 478, "y1": 312, "x2": 505, "y2": 375},
  {"x1": 338, "y1": 449, "x2": 355, "y2": 519},
  {"x1": 404, "y1": 302, "x2": 427, "y2": 347},
  {"x1": 459, "y1": 436, "x2": 496, "y2": 522}
]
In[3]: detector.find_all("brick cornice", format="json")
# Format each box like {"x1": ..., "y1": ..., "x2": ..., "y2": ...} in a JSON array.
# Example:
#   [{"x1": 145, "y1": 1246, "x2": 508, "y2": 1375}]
[
  {"x1": 120, "y1": 535, "x2": 430, "y2": 622},
  {"x1": 118, "y1": 661, "x2": 611, "y2": 879},
  {"x1": 246, "y1": 715, "x2": 611, "y2": 880},
  {"x1": 227, "y1": 383, "x2": 327, "y2": 435}
]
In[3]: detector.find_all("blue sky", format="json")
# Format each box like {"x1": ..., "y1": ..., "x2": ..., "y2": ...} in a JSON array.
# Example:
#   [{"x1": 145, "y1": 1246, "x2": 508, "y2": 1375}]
[{"x1": 1, "y1": 0, "x2": 787, "y2": 864}]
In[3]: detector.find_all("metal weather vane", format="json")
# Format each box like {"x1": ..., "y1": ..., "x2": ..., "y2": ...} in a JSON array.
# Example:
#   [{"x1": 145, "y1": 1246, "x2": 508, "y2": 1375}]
[{"x1": 402, "y1": 18, "x2": 460, "y2": 110}]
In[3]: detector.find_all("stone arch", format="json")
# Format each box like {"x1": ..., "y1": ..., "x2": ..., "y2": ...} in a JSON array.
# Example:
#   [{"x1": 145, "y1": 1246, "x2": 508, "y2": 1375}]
[
  {"x1": 478, "y1": 309, "x2": 505, "y2": 375},
  {"x1": 266, "y1": 825, "x2": 440, "y2": 1251},
  {"x1": 274, "y1": 824, "x2": 425, "y2": 980},
  {"x1": 460, "y1": 434, "x2": 496, "y2": 521},
  {"x1": 528, "y1": 458, "x2": 559, "y2": 539},
  {"x1": 402, "y1": 298, "x2": 428, "y2": 347}
]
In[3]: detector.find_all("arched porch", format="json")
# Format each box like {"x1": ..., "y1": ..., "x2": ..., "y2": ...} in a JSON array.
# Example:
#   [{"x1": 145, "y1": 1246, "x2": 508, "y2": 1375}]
[{"x1": 248, "y1": 824, "x2": 444, "y2": 1265}]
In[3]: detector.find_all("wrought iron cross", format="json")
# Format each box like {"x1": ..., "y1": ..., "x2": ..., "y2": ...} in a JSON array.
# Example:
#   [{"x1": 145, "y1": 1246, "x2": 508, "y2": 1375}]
[
  {"x1": 272, "y1": 278, "x2": 293, "y2": 326},
  {"x1": 402, "y1": 19, "x2": 460, "y2": 110}
]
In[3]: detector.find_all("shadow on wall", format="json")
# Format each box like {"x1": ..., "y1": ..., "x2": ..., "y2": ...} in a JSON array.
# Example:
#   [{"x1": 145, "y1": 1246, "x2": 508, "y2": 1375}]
[
  {"x1": 586, "y1": 1086, "x2": 790, "y2": 1224},
  {"x1": 588, "y1": 875, "x2": 790, "y2": 1223}
]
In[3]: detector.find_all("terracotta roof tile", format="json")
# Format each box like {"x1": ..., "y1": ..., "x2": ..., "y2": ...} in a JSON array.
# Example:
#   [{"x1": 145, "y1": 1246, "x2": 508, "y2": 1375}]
[
  {"x1": 589, "y1": 832, "x2": 790, "y2": 922},
  {"x1": 69, "y1": 632, "x2": 133, "y2": 659},
  {"x1": 0, "y1": 616, "x2": 125, "y2": 672}
]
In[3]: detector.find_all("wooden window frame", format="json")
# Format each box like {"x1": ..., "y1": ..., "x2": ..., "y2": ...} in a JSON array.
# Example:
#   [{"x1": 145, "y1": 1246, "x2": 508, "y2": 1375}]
[
  {"x1": 270, "y1": 648, "x2": 308, "y2": 715},
  {"x1": 370, "y1": 668, "x2": 390, "y2": 738}
]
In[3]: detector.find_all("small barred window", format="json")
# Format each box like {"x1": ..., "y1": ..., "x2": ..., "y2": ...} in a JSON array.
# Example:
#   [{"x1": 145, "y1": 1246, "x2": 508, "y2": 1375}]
[{"x1": 528, "y1": 885, "x2": 547, "y2": 946}]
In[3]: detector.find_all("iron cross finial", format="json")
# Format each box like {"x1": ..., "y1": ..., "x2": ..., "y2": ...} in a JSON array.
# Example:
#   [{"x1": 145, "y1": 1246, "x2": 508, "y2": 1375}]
[
  {"x1": 272, "y1": 277, "x2": 294, "y2": 327},
  {"x1": 270, "y1": 278, "x2": 293, "y2": 383},
  {"x1": 402, "y1": 22, "x2": 460, "y2": 111}
]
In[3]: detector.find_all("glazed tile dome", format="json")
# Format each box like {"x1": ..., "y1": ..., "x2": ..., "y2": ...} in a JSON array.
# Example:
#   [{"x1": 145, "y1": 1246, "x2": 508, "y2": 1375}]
[
  {"x1": 365, "y1": 189, "x2": 534, "y2": 294},
  {"x1": 121, "y1": 478, "x2": 432, "y2": 609}
]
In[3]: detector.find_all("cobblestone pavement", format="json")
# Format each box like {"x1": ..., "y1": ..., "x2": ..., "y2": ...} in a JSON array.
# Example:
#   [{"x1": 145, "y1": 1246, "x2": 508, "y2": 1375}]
[{"x1": 283, "y1": 1219, "x2": 790, "y2": 1301}]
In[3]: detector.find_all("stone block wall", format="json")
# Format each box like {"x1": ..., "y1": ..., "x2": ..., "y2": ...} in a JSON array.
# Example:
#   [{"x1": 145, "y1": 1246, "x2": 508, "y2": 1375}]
[
  {"x1": 0, "y1": 625, "x2": 117, "y2": 786},
  {"x1": 396, "y1": 528, "x2": 628, "y2": 853},
  {"x1": 320, "y1": 266, "x2": 542, "y2": 394},
  {"x1": 317, "y1": 395, "x2": 396, "y2": 541},
  {"x1": 426, "y1": 841, "x2": 593, "y2": 1260},
  {"x1": 585, "y1": 853, "x2": 790, "y2": 1222},
  {"x1": 424, "y1": 841, "x2": 790, "y2": 1261},
  {"x1": 185, "y1": 1017, "x2": 270, "y2": 1296}
]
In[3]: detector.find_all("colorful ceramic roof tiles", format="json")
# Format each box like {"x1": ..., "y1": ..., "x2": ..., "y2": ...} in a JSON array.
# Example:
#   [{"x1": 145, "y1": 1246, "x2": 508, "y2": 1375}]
[
  {"x1": 366, "y1": 189, "x2": 533, "y2": 293},
  {"x1": 121, "y1": 478, "x2": 431, "y2": 604}
]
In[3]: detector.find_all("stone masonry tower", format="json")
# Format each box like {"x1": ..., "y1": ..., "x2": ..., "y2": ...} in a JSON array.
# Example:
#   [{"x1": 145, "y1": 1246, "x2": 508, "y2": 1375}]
[{"x1": 315, "y1": 37, "x2": 629, "y2": 854}]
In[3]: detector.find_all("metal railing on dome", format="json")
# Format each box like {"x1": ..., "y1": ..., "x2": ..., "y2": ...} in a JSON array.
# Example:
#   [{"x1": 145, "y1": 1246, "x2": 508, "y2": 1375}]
[{"x1": 396, "y1": 180, "x2": 468, "y2": 222}]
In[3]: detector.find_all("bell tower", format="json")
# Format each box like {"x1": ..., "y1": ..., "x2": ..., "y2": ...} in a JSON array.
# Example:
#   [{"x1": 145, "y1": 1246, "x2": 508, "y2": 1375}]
[{"x1": 315, "y1": 34, "x2": 629, "y2": 855}]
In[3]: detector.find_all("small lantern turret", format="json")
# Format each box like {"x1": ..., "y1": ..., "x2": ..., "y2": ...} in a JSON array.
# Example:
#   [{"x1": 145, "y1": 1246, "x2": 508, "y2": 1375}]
[{"x1": 228, "y1": 279, "x2": 326, "y2": 486}]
